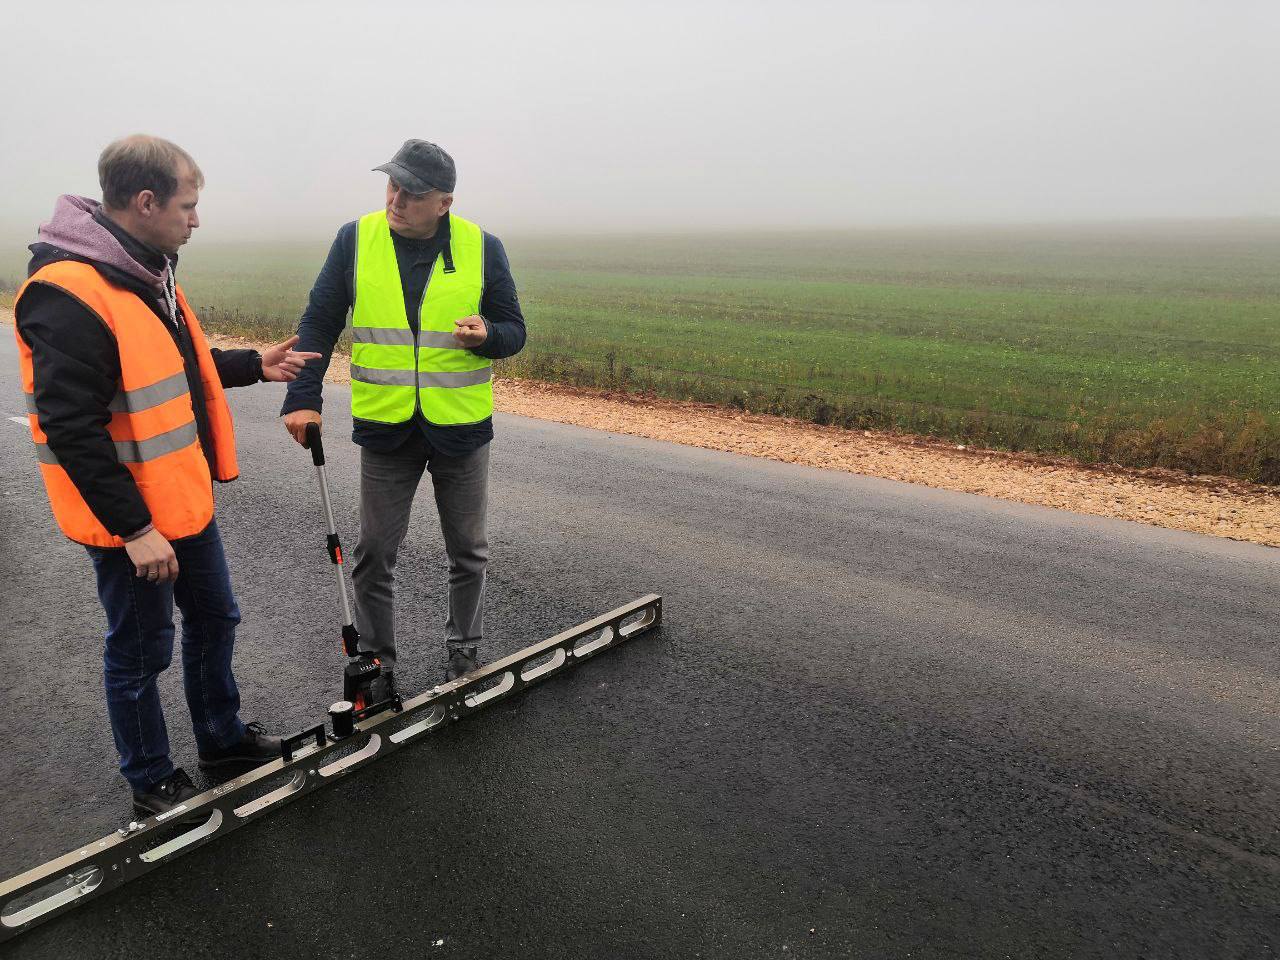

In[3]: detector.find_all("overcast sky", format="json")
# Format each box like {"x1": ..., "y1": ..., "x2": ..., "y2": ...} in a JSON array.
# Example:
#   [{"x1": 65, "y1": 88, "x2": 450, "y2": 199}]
[{"x1": 2, "y1": 0, "x2": 1277, "y2": 240}]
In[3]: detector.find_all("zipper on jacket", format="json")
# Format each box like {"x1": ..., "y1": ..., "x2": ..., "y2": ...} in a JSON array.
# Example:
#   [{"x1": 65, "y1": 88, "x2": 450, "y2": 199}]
[{"x1": 411, "y1": 257, "x2": 438, "y2": 417}]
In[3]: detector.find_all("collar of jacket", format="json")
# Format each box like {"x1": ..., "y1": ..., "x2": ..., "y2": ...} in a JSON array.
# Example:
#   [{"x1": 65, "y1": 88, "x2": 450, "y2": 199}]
[{"x1": 91, "y1": 208, "x2": 173, "y2": 277}]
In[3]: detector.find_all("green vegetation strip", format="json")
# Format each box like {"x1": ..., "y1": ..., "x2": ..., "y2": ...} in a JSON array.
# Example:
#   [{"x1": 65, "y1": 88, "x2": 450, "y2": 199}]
[{"x1": 4, "y1": 224, "x2": 1277, "y2": 482}]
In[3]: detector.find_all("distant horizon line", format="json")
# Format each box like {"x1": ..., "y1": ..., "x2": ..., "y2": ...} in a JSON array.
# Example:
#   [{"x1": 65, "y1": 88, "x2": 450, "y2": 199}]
[{"x1": 1, "y1": 213, "x2": 1278, "y2": 246}]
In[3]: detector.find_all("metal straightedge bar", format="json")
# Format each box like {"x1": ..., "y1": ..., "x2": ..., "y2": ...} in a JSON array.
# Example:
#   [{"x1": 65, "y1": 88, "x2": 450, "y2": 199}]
[{"x1": 0, "y1": 594, "x2": 662, "y2": 943}]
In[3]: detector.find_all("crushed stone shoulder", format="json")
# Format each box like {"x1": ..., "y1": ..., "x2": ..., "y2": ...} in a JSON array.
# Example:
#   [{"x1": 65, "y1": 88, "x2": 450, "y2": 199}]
[{"x1": 204, "y1": 326, "x2": 1280, "y2": 549}]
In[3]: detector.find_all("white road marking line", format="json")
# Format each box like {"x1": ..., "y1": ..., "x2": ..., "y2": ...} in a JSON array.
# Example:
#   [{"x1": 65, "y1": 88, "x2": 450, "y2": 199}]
[{"x1": 8, "y1": 416, "x2": 28, "y2": 426}]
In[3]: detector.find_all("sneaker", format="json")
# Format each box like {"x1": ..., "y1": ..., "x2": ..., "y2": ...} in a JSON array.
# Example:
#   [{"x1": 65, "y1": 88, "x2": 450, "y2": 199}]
[
  {"x1": 445, "y1": 645, "x2": 479, "y2": 682},
  {"x1": 197, "y1": 721, "x2": 282, "y2": 770},
  {"x1": 133, "y1": 768, "x2": 202, "y2": 819}
]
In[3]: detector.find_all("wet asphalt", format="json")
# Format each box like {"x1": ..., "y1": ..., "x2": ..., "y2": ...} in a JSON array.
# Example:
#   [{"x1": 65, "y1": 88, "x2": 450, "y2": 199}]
[{"x1": 0, "y1": 333, "x2": 1277, "y2": 959}]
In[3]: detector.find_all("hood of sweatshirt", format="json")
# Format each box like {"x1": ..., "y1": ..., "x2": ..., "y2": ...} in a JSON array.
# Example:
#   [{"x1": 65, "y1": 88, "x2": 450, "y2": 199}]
[{"x1": 34, "y1": 195, "x2": 168, "y2": 292}]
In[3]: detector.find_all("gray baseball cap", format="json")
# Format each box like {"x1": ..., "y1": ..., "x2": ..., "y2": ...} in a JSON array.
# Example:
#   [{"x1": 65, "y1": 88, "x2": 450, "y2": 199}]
[{"x1": 372, "y1": 139, "x2": 456, "y2": 194}]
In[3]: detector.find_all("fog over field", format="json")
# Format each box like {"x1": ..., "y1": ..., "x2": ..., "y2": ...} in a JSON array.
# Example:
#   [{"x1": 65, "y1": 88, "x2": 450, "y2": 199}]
[{"x1": 2, "y1": 0, "x2": 1278, "y2": 240}]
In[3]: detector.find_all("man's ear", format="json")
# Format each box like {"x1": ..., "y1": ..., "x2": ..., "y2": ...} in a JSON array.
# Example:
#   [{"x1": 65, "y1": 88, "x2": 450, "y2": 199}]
[
  {"x1": 134, "y1": 190, "x2": 158, "y2": 217},
  {"x1": 440, "y1": 193, "x2": 455, "y2": 214}
]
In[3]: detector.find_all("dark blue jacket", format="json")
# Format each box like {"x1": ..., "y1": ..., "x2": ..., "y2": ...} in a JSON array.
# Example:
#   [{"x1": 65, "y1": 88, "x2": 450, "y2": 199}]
[{"x1": 282, "y1": 213, "x2": 527, "y2": 457}]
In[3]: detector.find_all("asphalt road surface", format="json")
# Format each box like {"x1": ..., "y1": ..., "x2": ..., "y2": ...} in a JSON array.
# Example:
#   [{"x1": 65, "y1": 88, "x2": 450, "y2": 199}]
[{"x1": 0, "y1": 333, "x2": 1276, "y2": 959}]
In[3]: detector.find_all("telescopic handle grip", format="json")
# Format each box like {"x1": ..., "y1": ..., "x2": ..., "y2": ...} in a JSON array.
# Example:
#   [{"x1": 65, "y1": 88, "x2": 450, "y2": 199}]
[{"x1": 303, "y1": 422, "x2": 325, "y2": 466}]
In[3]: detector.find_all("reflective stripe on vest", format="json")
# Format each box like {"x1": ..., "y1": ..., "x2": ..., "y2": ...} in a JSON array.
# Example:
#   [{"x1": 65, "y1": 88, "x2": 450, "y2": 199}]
[
  {"x1": 30, "y1": 421, "x2": 199, "y2": 466},
  {"x1": 13, "y1": 261, "x2": 239, "y2": 548},
  {"x1": 22, "y1": 369, "x2": 190, "y2": 416},
  {"x1": 350, "y1": 211, "x2": 492, "y2": 426}
]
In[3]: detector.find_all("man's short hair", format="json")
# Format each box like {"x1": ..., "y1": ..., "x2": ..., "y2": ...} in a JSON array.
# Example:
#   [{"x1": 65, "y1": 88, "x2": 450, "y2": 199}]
[{"x1": 98, "y1": 135, "x2": 205, "y2": 210}]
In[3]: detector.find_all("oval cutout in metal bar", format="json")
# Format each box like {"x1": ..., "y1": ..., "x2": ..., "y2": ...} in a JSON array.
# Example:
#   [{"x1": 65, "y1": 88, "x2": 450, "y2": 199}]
[
  {"x1": 389, "y1": 707, "x2": 447, "y2": 744},
  {"x1": 319, "y1": 735, "x2": 381, "y2": 777},
  {"x1": 521, "y1": 647, "x2": 566, "y2": 681},
  {"x1": 233, "y1": 770, "x2": 307, "y2": 819},
  {"x1": 1, "y1": 867, "x2": 103, "y2": 929},
  {"x1": 139, "y1": 810, "x2": 223, "y2": 863},
  {"x1": 573, "y1": 625, "x2": 614, "y2": 657},
  {"x1": 464, "y1": 671, "x2": 515, "y2": 707},
  {"x1": 619, "y1": 608, "x2": 656, "y2": 637}
]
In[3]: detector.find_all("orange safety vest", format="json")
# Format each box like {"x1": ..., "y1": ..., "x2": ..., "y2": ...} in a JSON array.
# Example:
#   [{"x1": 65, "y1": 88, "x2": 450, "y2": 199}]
[{"x1": 14, "y1": 260, "x2": 239, "y2": 548}]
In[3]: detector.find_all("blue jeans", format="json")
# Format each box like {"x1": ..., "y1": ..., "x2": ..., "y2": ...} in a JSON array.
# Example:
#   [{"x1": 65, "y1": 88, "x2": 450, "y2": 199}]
[{"x1": 86, "y1": 520, "x2": 246, "y2": 792}]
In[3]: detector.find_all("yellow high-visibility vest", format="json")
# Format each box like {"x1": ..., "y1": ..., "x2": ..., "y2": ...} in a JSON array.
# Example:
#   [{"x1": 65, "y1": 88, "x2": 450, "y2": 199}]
[{"x1": 350, "y1": 211, "x2": 491, "y2": 426}]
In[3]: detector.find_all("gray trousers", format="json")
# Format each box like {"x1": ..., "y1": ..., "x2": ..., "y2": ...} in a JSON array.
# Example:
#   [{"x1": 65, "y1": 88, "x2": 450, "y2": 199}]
[{"x1": 351, "y1": 442, "x2": 490, "y2": 673}]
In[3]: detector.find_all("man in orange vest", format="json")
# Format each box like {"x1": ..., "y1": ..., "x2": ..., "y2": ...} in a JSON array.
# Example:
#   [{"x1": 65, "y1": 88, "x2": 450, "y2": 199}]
[{"x1": 13, "y1": 135, "x2": 320, "y2": 817}]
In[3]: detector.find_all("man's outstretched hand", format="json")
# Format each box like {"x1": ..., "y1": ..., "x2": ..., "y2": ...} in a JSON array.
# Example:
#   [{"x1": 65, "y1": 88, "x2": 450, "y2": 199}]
[{"x1": 262, "y1": 336, "x2": 322, "y2": 382}]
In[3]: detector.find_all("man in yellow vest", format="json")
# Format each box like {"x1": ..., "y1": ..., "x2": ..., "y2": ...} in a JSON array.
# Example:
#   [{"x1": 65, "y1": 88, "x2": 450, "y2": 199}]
[
  {"x1": 14, "y1": 136, "x2": 320, "y2": 817},
  {"x1": 282, "y1": 140, "x2": 527, "y2": 695}
]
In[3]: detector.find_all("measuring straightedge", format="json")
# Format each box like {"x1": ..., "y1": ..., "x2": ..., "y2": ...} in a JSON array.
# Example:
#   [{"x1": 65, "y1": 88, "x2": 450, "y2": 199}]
[{"x1": 0, "y1": 593, "x2": 662, "y2": 942}]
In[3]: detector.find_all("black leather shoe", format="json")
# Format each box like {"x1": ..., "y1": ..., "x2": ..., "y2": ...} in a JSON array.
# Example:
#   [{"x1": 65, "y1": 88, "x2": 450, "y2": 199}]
[
  {"x1": 368, "y1": 670, "x2": 397, "y2": 704},
  {"x1": 445, "y1": 645, "x2": 479, "y2": 682},
  {"x1": 197, "y1": 722, "x2": 282, "y2": 770},
  {"x1": 133, "y1": 768, "x2": 202, "y2": 818}
]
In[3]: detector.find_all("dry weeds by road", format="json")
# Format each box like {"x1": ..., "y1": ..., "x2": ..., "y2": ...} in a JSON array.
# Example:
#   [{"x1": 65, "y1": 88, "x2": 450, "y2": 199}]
[{"x1": 4, "y1": 309, "x2": 1276, "y2": 547}]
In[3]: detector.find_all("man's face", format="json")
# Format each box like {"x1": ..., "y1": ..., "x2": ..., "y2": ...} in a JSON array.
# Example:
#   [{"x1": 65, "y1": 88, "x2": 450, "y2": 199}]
[
  {"x1": 138, "y1": 167, "x2": 200, "y2": 255},
  {"x1": 386, "y1": 178, "x2": 452, "y2": 237}
]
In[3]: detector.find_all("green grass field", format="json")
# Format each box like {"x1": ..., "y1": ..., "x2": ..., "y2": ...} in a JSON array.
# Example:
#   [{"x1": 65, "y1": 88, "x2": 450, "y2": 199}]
[{"x1": 4, "y1": 221, "x2": 1278, "y2": 483}]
